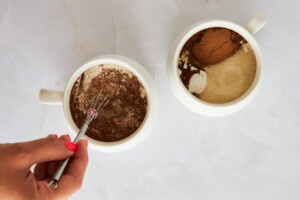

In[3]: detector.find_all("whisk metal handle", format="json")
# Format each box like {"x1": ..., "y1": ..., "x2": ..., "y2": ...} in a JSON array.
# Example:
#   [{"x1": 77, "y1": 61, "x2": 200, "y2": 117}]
[
  {"x1": 48, "y1": 124, "x2": 88, "y2": 189},
  {"x1": 74, "y1": 124, "x2": 88, "y2": 143}
]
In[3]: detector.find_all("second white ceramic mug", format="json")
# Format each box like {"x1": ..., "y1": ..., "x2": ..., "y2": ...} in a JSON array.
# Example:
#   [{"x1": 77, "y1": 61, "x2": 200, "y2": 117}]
[
  {"x1": 39, "y1": 55, "x2": 159, "y2": 153},
  {"x1": 167, "y1": 14, "x2": 267, "y2": 116}
]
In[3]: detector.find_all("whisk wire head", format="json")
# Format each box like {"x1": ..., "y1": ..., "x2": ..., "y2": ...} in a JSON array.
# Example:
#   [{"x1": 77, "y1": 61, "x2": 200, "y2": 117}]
[
  {"x1": 91, "y1": 89, "x2": 102, "y2": 109},
  {"x1": 84, "y1": 89, "x2": 111, "y2": 126},
  {"x1": 96, "y1": 94, "x2": 110, "y2": 112}
]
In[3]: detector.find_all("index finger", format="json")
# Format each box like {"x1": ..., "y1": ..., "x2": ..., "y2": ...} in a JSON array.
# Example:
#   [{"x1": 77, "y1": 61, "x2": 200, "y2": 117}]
[{"x1": 54, "y1": 139, "x2": 88, "y2": 197}]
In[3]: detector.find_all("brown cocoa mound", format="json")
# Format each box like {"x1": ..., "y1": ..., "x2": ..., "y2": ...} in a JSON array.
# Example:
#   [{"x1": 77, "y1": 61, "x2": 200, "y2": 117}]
[{"x1": 191, "y1": 28, "x2": 245, "y2": 65}]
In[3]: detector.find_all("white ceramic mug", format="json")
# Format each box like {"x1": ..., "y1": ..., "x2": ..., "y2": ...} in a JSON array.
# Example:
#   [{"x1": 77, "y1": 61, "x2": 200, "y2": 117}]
[
  {"x1": 167, "y1": 14, "x2": 267, "y2": 116},
  {"x1": 40, "y1": 55, "x2": 159, "y2": 152}
]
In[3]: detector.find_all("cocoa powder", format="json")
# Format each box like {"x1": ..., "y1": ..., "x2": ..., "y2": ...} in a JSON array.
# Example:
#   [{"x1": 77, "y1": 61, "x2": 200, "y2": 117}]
[
  {"x1": 70, "y1": 64, "x2": 147, "y2": 142},
  {"x1": 192, "y1": 28, "x2": 245, "y2": 65}
]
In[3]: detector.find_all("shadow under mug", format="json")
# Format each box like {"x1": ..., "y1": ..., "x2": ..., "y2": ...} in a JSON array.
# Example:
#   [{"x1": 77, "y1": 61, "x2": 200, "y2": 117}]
[{"x1": 39, "y1": 55, "x2": 159, "y2": 153}]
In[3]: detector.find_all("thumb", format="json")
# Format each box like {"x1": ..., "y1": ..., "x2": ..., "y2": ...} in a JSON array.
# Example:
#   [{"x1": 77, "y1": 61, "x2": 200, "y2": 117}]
[{"x1": 16, "y1": 136, "x2": 75, "y2": 168}]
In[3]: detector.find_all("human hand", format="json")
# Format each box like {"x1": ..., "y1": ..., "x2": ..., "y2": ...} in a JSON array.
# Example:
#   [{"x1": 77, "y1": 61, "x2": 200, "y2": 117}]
[{"x1": 0, "y1": 134, "x2": 88, "y2": 200}]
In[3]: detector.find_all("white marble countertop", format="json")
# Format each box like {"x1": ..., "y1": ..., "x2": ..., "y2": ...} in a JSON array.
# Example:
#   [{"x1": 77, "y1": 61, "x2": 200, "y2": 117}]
[{"x1": 1, "y1": 0, "x2": 300, "y2": 199}]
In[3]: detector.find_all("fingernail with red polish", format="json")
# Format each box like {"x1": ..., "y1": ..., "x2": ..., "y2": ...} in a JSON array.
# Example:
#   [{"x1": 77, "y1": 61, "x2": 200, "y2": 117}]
[
  {"x1": 63, "y1": 141, "x2": 78, "y2": 151},
  {"x1": 54, "y1": 134, "x2": 58, "y2": 138},
  {"x1": 85, "y1": 139, "x2": 88, "y2": 148},
  {"x1": 67, "y1": 134, "x2": 71, "y2": 141}
]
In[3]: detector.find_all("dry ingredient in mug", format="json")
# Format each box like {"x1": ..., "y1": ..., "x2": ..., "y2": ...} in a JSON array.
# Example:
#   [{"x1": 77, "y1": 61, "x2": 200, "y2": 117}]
[
  {"x1": 178, "y1": 27, "x2": 257, "y2": 104},
  {"x1": 70, "y1": 64, "x2": 147, "y2": 142}
]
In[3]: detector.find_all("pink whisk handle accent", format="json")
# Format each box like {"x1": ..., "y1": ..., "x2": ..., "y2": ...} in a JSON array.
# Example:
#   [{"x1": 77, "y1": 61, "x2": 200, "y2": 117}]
[{"x1": 87, "y1": 108, "x2": 98, "y2": 118}]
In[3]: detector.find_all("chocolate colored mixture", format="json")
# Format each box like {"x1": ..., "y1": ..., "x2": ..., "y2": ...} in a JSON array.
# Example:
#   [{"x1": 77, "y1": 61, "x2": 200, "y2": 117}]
[
  {"x1": 178, "y1": 28, "x2": 246, "y2": 88},
  {"x1": 70, "y1": 65, "x2": 147, "y2": 142},
  {"x1": 192, "y1": 28, "x2": 245, "y2": 65}
]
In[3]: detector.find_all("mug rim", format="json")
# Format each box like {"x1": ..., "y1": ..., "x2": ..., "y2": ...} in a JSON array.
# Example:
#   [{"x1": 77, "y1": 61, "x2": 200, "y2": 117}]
[
  {"x1": 167, "y1": 19, "x2": 263, "y2": 116},
  {"x1": 62, "y1": 55, "x2": 159, "y2": 152}
]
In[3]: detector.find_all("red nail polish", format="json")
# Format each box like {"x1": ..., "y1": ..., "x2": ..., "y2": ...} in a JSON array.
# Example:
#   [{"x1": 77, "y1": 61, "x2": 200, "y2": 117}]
[
  {"x1": 63, "y1": 141, "x2": 77, "y2": 151},
  {"x1": 67, "y1": 134, "x2": 71, "y2": 141},
  {"x1": 85, "y1": 139, "x2": 88, "y2": 148},
  {"x1": 54, "y1": 134, "x2": 58, "y2": 138}
]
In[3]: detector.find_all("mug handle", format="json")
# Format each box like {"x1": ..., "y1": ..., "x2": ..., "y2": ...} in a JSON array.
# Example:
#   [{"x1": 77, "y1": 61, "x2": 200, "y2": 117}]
[
  {"x1": 39, "y1": 89, "x2": 64, "y2": 105},
  {"x1": 245, "y1": 14, "x2": 268, "y2": 35}
]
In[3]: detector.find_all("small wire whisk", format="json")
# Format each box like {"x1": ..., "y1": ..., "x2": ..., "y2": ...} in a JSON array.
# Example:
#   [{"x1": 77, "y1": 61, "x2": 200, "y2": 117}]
[{"x1": 48, "y1": 90, "x2": 110, "y2": 189}]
